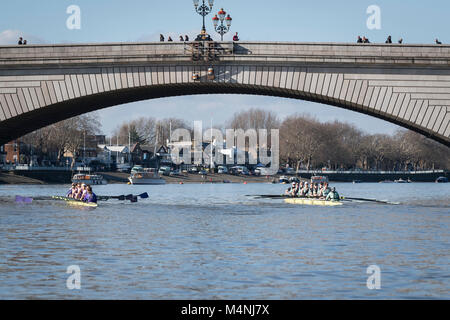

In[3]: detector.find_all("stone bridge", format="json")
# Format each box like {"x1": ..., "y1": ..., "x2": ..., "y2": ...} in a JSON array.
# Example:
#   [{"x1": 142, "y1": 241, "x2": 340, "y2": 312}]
[{"x1": 0, "y1": 41, "x2": 449, "y2": 146}]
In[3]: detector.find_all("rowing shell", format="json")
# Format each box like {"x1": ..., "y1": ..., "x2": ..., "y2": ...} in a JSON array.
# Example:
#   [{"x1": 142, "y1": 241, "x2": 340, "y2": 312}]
[
  {"x1": 52, "y1": 196, "x2": 98, "y2": 208},
  {"x1": 284, "y1": 198, "x2": 343, "y2": 206}
]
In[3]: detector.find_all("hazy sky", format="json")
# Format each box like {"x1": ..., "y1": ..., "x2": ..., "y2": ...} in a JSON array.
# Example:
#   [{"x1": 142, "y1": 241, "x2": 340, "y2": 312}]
[{"x1": 1, "y1": 0, "x2": 448, "y2": 135}]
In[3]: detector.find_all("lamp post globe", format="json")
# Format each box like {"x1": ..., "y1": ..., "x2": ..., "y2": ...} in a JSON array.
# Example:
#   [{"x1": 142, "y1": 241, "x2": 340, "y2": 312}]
[
  {"x1": 212, "y1": 15, "x2": 219, "y2": 28},
  {"x1": 226, "y1": 15, "x2": 232, "y2": 27},
  {"x1": 218, "y1": 8, "x2": 226, "y2": 21},
  {"x1": 212, "y1": 8, "x2": 232, "y2": 41}
]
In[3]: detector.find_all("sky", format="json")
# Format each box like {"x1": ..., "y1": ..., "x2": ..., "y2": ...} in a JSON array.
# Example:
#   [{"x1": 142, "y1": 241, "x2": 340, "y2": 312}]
[{"x1": 1, "y1": 0, "x2": 449, "y2": 135}]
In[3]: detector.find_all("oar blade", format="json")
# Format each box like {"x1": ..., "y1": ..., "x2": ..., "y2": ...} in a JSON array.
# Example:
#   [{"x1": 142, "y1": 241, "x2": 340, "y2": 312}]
[
  {"x1": 15, "y1": 195, "x2": 33, "y2": 203},
  {"x1": 139, "y1": 192, "x2": 149, "y2": 199}
]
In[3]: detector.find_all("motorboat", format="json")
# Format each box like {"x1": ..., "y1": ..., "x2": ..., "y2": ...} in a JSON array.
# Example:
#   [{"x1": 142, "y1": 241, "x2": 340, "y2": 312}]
[
  {"x1": 311, "y1": 176, "x2": 329, "y2": 184},
  {"x1": 128, "y1": 168, "x2": 166, "y2": 185},
  {"x1": 394, "y1": 178, "x2": 411, "y2": 183},
  {"x1": 72, "y1": 173, "x2": 107, "y2": 185},
  {"x1": 279, "y1": 176, "x2": 289, "y2": 184}
]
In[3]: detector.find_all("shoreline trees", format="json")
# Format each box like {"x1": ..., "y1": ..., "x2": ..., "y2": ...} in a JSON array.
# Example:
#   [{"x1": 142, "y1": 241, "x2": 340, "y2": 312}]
[{"x1": 10, "y1": 109, "x2": 450, "y2": 171}]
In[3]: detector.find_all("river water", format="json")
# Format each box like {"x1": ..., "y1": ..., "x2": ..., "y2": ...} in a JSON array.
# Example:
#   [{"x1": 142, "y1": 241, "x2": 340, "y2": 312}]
[{"x1": 0, "y1": 182, "x2": 448, "y2": 299}]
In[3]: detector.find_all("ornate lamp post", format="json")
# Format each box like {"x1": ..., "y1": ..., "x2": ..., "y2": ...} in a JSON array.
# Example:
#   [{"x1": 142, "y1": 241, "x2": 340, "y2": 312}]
[
  {"x1": 193, "y1": 0, "x2": 215, "y2": 40},
  {"x1": 212, "y1": 8, "x2": 232, "y2": 41}
]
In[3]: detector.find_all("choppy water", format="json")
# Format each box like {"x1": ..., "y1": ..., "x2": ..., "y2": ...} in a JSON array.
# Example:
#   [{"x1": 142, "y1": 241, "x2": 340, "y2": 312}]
[{"x1": 0, "y1": 182, "x2": 449, "y2": 299}]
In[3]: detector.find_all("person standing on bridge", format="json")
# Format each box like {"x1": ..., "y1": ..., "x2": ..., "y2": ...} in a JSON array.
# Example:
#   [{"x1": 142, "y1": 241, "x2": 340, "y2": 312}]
[
  {"x1": 233, "y1": 32, "x2": 239, "y2": 41},
  {"x1": 18, "y1": 37, "x2": 23, "y2": 45},
  {"x1": 363, "y1": 37, "x2": 370, "y2": 43},
  {"x1": 185, "y1": 35, "x2": 190, "y2": 41},
  {"x1": 385, "y1": 36, "x2": 392, "y2": 44},
  {"x1": 160, "y1": 34, "x2": 165, "y2": 42},
  {"x1": 436, "y1": 38, "x2": 442, "y2": 44},
  {"x1": 398, "y1": 38, "x2": 403, "y2": 44},
  {"x1": 168, "y1": 36, "x2": 173, "y2": 42},
  {"x1": 357, "y1": 36, "x2": 363, "y2": 43}
]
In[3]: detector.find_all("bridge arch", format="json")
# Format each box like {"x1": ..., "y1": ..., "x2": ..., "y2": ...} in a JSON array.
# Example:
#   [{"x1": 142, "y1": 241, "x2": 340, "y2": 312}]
[{"x1": 0, "y1": 42, "x2": 449, "y2": 146}]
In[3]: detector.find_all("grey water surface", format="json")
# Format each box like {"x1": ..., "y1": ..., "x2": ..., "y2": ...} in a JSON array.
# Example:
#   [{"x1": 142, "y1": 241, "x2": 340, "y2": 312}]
[{"x1": 0, "y1": 182, "x2": 448, "y2": 299}]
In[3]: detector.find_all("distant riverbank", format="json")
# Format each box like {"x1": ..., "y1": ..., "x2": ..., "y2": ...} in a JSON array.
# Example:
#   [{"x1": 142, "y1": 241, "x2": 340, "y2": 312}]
[
  {"x1": 1, "y1": 169, "x2": 447, "y2": 185},
  {"x1": 0, "y1": 172, "x2": 46, "y2": 185},
  {"x1": 0, "y1": 171, "x2": 275, "y2": 185},
  {"x1": 103, "y1": 172, "x2": 275, "y2": 184}
]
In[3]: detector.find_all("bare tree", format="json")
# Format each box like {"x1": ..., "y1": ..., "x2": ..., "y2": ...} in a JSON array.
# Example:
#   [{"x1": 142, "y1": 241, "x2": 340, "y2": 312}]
[{"x1": 110, "y1": 117, "x2": 190, "y2": 149}]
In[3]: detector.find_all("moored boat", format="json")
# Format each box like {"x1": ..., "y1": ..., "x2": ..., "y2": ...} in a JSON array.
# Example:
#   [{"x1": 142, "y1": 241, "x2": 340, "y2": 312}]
[
  {"x1": 72, "y1": 173, "x2": 107, "y2": 185},
  {"x1": 394, "y1": 178, "x2": 411, "y2": 183},
  {"x1": 311, "y1": 176, "x2": 329, "y2": 184},
  {"x1": 435, "y1": 176, "x2": 448, "y2": 183},
  {"x1": 279, "y1": 176, "x2": 289, "y2": 184},
  {"x1": 284, "y1": 198, "x2": 343, "y2": 206},
  {"x1": 128, "y1": 168, "x2": 166, "y2": 185}
]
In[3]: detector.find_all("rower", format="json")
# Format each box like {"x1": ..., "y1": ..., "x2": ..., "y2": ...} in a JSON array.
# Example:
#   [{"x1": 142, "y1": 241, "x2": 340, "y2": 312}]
[
  {"x1": 297, "y1": 181, "x2": 305, "y2": 197},
  {"x1": 317, "y1": 183, "x2": 324, "y2": 198},
  {"x1": 290, "y1": 182, "x2": 300, "y2": 197},
  {"x1": 77, "y1": 184, "x2": 87, "y2": 200},
  {"x1": 307, "y1": 183, "x2": 313, "y2": 197},
  {"x1": 301, "y1": 182, "x2": 309, "y2": 197},
  {"x1": 67, "y1": 183, "x2": 77, "y2": 198},
  {"x1": 285, "y1": 182, "x2": 298, "y2": 197},
  {"x1": 322, "y1": 182, "x2": 331, "y2": 198},
  {"x1": 326, "y1": 187, "x2": 340, "y2": 202},
  {"x1": 83, "y1": 186, "x2": 97, "y2": 203},
  {"x1": 313, "y1": 183, "x2": 320, "y2": 198},
  {"x1": 73, "y1": 183, "x2": 82, "y2": 199}
]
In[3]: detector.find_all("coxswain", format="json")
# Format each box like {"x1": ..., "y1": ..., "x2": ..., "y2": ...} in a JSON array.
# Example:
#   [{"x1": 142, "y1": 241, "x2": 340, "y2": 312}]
[{"x1": 326, "y1": 187, "x2": 340, "y2": 202}]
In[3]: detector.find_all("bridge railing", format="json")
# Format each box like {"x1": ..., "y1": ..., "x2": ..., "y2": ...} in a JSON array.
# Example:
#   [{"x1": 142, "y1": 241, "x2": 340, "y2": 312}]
[
  {"x1": 1, "y1": 42, "x2": 450, "y2": 67},
  {"x1": 184, "y1": 42, "x2": 234, "y2": 61}
]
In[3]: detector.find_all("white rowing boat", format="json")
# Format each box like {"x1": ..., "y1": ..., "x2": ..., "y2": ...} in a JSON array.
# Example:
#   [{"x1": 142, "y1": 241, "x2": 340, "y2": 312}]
[{"x1": 284, "y1": 198, "x2": 343, "y2": 206}]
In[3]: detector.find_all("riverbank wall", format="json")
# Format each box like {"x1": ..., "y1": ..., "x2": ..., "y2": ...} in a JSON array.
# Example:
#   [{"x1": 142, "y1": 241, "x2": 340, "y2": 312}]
[
  {"x1": 0, "y1": 169, "x2": 447, "y2": 184},
  {"x1": 297, "y1": 170, "x2": 448, "y2": 182}
]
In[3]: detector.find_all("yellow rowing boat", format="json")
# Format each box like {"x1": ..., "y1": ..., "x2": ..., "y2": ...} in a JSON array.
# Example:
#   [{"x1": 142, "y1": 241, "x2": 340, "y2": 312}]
[
  {"x1": 52, "y1": 196, "x2": 98, "y2": 208},
  {"x1": 284, "y1": 198, "x2": 343, "y2": 206}
]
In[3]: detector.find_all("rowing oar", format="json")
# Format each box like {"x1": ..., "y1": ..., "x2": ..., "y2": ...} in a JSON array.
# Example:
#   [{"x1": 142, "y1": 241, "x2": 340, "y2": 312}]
[
  {"x1": 97, "y1": 192, "x2": 149, "y2": 202},
  {"x1": 246, "y1": 194, "x2": 287, "y2": 199},
  {"x1": 247, "y1": 194, "x2": 399, "y2": 205},
  {"x1": 15, "y1": 195, "x2": 60, "y2": 203},
  {"x1": 340, "y1": 196, "x2": 400, "y2": 205},
  {"x1": 15, "y1": 195, "x2": 33, "y2": 203}
]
